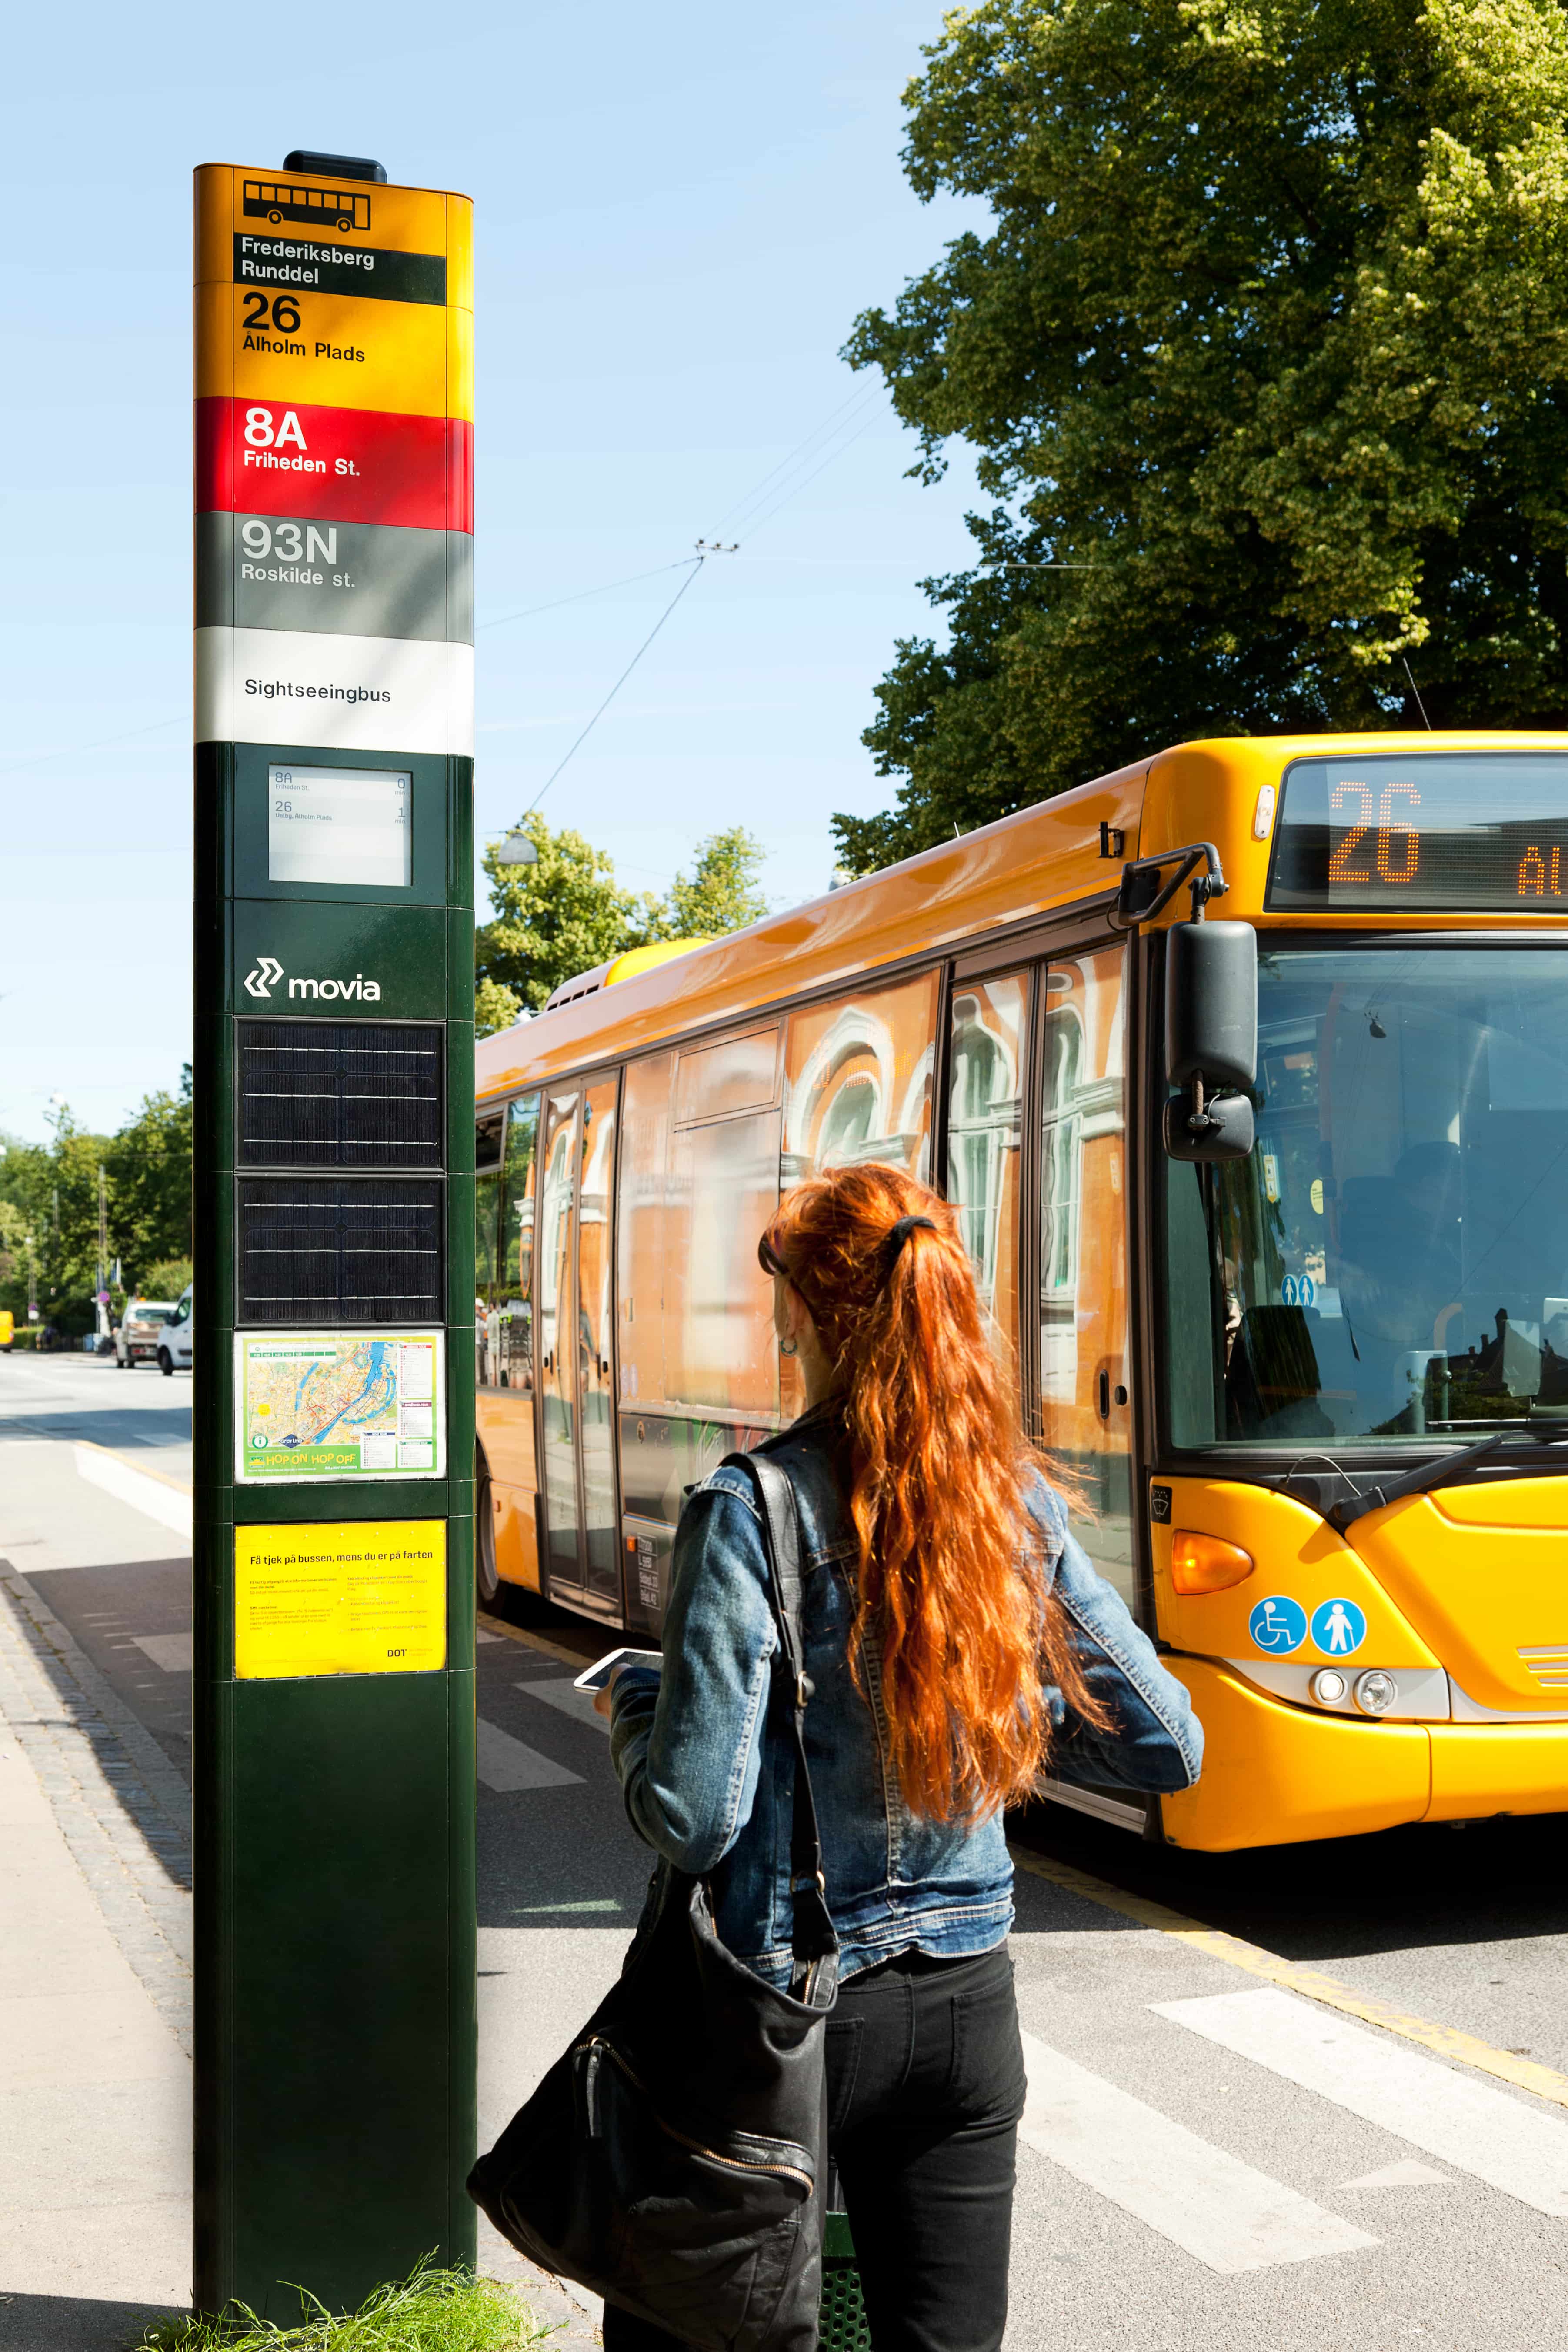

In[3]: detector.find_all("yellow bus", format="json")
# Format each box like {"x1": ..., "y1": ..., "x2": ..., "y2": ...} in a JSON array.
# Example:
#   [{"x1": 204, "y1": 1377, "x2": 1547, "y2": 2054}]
[{"x1": 475, "y1": 732, "x2": 1568, "y2": 1852}]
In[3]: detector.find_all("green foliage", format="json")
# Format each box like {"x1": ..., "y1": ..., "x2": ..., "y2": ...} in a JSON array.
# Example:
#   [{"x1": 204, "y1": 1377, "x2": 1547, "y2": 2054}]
[
  {"x1": 105, "y1": 1068, "x2": 193, "y2": 1282},
  {"x1": 838, "y1": 0, "x2": 1568, "y2": 869},
  {"x1": 130, "y1": 2261, "x2": 544, "y2": 2352},
  {"x1": 0, "y1": 1067, "x2": 194, "y2": 1323},
  {"x1": 475, "y1": 815, "x2": 767, "y2": 1027},
  {"x1": 141, "y1": 1258, "x2": 194, "y2": 1301},
  {"x1": 660, "y1": 826, "x2": 769, "y2": 937}
]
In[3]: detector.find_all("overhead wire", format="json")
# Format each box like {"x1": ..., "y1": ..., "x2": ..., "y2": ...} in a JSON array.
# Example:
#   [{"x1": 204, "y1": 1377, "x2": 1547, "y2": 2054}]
[{"x1": 523, "y1": 557, "x2": 707, "y2": 813}]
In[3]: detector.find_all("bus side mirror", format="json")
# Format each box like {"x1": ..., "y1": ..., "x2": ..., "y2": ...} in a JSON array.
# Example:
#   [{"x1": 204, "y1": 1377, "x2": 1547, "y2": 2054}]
[{"x1": 1164, "y1": 920, "x2": 1257, "y2": 1162}]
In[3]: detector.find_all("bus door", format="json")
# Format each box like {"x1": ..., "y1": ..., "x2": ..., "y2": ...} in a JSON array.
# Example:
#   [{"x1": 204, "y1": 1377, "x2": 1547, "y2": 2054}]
[
  {"x1": 537, "y1": 1076, "x2": 622, "y2": 1615},
  {"x1": 947, "y1": 935, "x2": 1134, "y2": 1613},
  {"x1": 538, "y1": 1088, "x2": 582, "y2": 1598}
]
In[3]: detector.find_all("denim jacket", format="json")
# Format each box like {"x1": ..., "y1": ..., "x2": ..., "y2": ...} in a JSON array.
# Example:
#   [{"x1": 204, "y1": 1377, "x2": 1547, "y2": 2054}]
[{"x1": 609, "y1": 1409, "x2": 1202, "y2": 1988}]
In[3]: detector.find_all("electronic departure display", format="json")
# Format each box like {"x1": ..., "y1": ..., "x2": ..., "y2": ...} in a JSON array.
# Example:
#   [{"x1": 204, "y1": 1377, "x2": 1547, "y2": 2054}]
[{"x1": 1266, "y1": 753, "x2": 1568, "y2": 910}]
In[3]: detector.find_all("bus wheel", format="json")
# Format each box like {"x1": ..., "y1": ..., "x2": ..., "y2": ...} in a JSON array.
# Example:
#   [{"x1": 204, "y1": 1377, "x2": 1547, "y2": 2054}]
[
  {"x1": 476, "y1": 1451, "x2": 500, "y2": 1612},
  {"x1": 268, "y1": 209, "x2": 281, "y2": 222}
]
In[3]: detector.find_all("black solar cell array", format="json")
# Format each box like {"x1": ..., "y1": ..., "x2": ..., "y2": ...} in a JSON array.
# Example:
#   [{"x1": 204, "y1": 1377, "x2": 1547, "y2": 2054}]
[{"x1": 236, "y1": 1020, "x2": 445, "y2": 1323}]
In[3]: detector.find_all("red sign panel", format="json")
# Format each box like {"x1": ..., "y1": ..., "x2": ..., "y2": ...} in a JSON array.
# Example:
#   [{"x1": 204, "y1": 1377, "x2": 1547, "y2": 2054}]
[{"x1": 196, "y1": 397, "x2": 473, "y2": 532}]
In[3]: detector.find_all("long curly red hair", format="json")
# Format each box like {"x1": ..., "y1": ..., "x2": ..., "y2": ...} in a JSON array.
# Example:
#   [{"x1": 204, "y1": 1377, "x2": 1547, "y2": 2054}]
[{"x1": 760, "y1": 1162, "x2": 1106, "y2": 1822}]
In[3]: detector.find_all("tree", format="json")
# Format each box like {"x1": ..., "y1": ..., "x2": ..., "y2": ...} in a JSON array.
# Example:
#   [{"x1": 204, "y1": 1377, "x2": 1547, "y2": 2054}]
[
  {"x1": 105, "y1": 1069, "x2": 193, "y2": 1288},
  {"x1": 475, "y1": 817, "x2": 768, "y2": 1033},
  {"x1": 837, "y1": 0, "x2": 1568, "y2": 870}
]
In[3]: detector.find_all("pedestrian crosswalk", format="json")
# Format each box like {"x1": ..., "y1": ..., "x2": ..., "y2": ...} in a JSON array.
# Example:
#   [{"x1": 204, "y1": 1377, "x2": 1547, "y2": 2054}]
[
  {"x1": 1155, "y1": 1988, "x2": 1568, "y2": 2217},
  {"x1": 1017, "y1": 2031, "x2": 1377, "y2": 2273},
  {"x1": 1017, "y1": 1984, "x2": 1568, "y2": 2274}
]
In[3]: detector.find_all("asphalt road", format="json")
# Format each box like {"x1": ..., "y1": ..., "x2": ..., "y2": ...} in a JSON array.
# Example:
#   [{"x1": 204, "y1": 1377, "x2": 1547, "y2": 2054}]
[{"x1": 5, "y1": 1348, "x2": 1568, "y2": 2348}]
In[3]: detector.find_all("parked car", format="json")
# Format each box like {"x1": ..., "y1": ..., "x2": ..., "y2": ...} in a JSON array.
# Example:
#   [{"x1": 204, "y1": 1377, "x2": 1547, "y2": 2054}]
[
  {"x1": 157, "y1": 1285, "x2": 193, "y2": 1376},
  {"x1": 116, "y1": 1298, "x2": 175, "y2": 1368}
]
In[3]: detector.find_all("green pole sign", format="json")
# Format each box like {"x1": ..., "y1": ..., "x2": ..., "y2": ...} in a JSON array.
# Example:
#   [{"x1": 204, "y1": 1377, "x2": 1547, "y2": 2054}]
[{"x1": 192, "y1": 150, "x2": 477, "y2": 2317}]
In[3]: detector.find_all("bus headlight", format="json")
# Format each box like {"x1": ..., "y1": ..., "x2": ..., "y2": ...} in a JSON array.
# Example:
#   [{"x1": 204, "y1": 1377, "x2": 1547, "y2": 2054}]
[
  {"x1": 1310, "y1": 1669, "x2": 1347, "y2": 1705},
  {"x1": 1354, "y1": 1671, "x2": 1396, "y2": 1716}
]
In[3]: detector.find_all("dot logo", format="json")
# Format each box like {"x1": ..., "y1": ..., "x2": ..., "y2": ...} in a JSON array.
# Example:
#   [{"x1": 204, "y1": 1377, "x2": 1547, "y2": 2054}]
[
  {"x1": 1249, "y1": 1595, "x2": 1307, "y2": 1654},
  {"x1": 1311, "y1": 1598, "x2": 1367, "y2": 1656}
]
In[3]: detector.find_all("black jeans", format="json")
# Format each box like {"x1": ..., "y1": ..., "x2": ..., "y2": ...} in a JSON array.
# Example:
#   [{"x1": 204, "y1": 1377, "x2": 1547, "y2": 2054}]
[{"x1": 601, "y1": 1941, "x2": 1025, "y2": 2352}]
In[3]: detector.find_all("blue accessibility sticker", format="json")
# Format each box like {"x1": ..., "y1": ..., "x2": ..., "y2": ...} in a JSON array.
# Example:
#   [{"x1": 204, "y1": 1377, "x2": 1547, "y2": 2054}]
[
  {"x1": 1310, "y1": 1598, "x2": 1367, "y2": 1657},
  {"x1": 1249, "y1": 1595, "x2": 1308, "y2": 1654},
  {"x1": 1281, "y1": 1273, "x2": 1317, "y2": 1308}
]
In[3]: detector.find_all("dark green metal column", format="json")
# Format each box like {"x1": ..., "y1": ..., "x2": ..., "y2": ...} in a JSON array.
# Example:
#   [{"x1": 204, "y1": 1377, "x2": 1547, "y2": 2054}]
[{"x1": 193, "y1": 157, "x2": 477, "y2": 2319}]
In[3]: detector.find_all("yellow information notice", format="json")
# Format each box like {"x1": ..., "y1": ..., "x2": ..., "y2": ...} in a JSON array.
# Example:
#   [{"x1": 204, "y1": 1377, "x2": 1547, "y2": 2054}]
[{"x1": 234, "y1": 1520, "x2": 447, "y2": 1680}]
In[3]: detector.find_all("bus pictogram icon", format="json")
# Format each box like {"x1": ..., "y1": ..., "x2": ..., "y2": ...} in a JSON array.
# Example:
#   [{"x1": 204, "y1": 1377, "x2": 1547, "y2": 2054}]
[{"x1": 242, "y1": 178, "x2": 370, "y2": 234}]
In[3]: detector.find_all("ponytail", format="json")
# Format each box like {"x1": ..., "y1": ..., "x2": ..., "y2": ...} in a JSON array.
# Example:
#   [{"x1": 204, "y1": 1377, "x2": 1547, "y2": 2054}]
[{"x1": 760, "y1": 1164, "x2": 1108, "y2": 1821}]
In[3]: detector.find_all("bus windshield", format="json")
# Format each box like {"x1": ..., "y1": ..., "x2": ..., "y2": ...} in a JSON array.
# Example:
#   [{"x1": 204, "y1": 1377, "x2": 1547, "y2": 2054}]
[{"x1": 1164, "y1": 943, "x2": 1568, "y2": 1446}]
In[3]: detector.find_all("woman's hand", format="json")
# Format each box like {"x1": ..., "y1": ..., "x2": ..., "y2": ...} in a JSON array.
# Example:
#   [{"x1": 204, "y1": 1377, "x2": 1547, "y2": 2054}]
[{"x1": 592, "y1": 1662, "x2": 626, "y2": 1721}]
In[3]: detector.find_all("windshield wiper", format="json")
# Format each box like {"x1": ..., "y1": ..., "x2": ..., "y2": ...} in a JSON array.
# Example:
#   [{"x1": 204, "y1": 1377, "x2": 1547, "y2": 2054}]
[{"x1": 1328, "y1": 1427, "x2": 1568, "y2": 1533}]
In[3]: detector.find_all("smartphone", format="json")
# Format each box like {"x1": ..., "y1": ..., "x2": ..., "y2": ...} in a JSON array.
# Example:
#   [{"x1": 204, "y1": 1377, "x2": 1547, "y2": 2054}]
[{"x1": 573, "y1": 1646, "x2": 661, "y2": 1694}]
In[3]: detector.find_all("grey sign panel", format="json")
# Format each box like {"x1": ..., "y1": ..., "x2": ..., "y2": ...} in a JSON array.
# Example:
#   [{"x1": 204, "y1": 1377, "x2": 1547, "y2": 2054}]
[{"x1": 198, "y1": 513, "x2": 474, "y2": 644}]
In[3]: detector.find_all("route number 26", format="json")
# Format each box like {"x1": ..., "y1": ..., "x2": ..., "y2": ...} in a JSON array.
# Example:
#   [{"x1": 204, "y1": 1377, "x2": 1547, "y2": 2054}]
[{"x1": 242, "y1": 290, "x2": 301, "y2": 334}]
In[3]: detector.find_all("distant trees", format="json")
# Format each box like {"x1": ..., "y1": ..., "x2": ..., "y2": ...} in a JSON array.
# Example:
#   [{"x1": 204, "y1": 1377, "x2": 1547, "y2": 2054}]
[
  {"x1": 0, "y1": 1070, "x2": 193, "y2": 1332},
  {"x1": 475, "y1": 817, "x2": 769, "y2": 1034},
  {"x1": 838, "y1": 0, "x2": 1568, "y2": 870}
]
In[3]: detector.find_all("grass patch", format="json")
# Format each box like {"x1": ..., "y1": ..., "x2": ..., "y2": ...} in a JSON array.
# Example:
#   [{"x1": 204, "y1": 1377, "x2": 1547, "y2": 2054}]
[{"x1": 130, "y1": 2261, "x2": 549, "y2": 2352}]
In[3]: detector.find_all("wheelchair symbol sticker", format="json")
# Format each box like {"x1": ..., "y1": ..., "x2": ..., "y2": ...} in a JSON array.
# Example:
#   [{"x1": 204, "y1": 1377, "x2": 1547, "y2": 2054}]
[
  {"x1": 1281, "y1": 1274, "x2": 1317, "y2": 1308},
  {"x1": 1249, "y1": 1596, "x2": 1307, "y2": 1654},
  {"x1": 1311, "y1": 1598, "x2": 1366, "y2": 1656}
]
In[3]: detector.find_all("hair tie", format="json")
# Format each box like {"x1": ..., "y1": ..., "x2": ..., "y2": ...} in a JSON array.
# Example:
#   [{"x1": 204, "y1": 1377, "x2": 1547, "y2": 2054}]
[{"x1": 883, "y1": 1214, "x2": 936, "y2": 1274}]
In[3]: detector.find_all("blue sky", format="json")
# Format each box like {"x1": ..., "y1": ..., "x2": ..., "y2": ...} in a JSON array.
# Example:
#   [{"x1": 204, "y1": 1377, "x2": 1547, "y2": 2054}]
[{"x1": 0, "y1": 0, "x2": 989, "y2": 1144}]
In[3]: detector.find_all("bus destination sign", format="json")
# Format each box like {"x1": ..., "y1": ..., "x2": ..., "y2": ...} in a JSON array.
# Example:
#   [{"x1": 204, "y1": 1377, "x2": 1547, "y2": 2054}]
[{"x1": 1266, "y1": 753, "x2": 1568, "y2": 910}]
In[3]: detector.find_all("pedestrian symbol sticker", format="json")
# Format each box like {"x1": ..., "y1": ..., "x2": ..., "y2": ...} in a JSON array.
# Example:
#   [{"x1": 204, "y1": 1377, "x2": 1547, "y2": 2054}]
[
  {"x1": 1281, "y1": 1273, "x2": 1317, "y2": 1308},
  {"x1": 1311, "y1": 1598, "x2": 1367, "y2": 1656},
  {"x1": 1249, "y1": 1596, "x2": 1307, "y2": 1654}
]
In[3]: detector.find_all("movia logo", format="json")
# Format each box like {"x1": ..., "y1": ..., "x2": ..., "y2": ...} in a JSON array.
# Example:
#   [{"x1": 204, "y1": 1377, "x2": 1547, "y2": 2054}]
[{"x1": 244, "y1": 956, "x2": 382, "y2": 1002}]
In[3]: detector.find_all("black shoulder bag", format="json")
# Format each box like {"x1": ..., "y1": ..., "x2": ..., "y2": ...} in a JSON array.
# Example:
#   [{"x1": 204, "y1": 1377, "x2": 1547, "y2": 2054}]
[{"x1": 468, "y1": 1454, "x2": 841, "y2": 2352}]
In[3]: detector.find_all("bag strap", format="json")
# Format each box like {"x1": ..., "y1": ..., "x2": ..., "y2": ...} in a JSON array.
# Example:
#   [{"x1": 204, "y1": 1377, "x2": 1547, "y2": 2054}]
[{"x1": 720, "y1": 1450, "x2": 839, "y2": 2005}]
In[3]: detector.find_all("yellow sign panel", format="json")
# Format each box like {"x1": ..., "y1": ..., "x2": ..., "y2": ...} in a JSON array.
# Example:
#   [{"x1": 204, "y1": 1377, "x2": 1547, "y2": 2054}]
[
  {"x1": 195, "y1": 282, "x2": 470, "y2": 420},
  {"x1": 195, "y1": 165, "x2": 464, "y2": 280},
  {"x1": 234, "y1": 1520, "x2": 447, "y2": 1680}
]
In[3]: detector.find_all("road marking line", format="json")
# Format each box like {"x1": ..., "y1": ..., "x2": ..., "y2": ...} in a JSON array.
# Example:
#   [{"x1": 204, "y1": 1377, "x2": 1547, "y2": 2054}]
[
  {"x1": 1154, "y1": 1988, "x2": 1568, "y2": 2217},
  {"x1": 1009, "y1": 1840, "x2": 1568, "y2": 2113},
  {"x1": 73, "y1": 1443, "x2": 192, "y2": 1541},
  {"x1": 517, "y1": 1677, "x2": 610, "y2": 1735},
  {"x1": 1016, "y1": 2028, "x2": 1377, "y2": 2273},
  {"x1": 130, "y1": 1632, "x2": 193, "y2": 1674},
  {"x1": 476, "y1": 1718, "x2": 584, "y2": 1792}
]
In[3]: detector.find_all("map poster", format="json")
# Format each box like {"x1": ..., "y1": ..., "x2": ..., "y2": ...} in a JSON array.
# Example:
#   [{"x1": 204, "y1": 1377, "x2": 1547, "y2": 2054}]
[
  {"x1": 234, "y1": 1330, "x2": 446, "y2": 1483},
  {"x1": 234, "y1": 1520, "x2": 447, "y2": 1679}
]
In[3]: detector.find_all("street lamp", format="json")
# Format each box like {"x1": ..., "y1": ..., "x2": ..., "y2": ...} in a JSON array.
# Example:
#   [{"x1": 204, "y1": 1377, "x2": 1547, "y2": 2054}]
[{"x1": 494, "y1": 832, "x2": 538, "y2": 866}]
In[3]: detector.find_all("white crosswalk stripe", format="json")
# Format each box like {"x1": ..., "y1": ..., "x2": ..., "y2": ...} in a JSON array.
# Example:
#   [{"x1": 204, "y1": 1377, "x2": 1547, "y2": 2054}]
[
  {"x1": 517, "y1": 1676, "x2": 610, "y2": 1734},
  {"x1": 476, "y1": 1718, "x2": 584, "y2": 1792},
  {"x1": 1017, "y1": 2029, "x2": 1378, "y2": 2274},
  {"x1": 1153, "y1": 1988, "x2": 1568, "y2": 2217}
]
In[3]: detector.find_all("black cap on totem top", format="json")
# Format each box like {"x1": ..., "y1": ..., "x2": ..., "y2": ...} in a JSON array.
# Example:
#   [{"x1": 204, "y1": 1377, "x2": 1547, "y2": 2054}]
[{"x1": 282, "y1": 150, "x2": 388, "y2": 184}]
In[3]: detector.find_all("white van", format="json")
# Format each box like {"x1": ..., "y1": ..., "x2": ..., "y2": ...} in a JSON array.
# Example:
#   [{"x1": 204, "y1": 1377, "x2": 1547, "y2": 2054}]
[{"x1": 158, "y1": 1285, "x2": 193, "y2": 1376}]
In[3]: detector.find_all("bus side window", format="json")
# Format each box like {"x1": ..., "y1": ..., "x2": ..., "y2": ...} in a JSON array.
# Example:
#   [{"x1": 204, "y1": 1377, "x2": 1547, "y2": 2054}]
[
  {"x1": 947, "y1": 971, "x2": 1029, "y2": 1397},
  {"x1": 782, "y1": 971, "x2": 939, "y2": 1186},
  {"x1": 499, "y1": 1093, "x2": 540, "y2": 1392},
  {"x1": 667, "y1": 1029, "x2": 783, "y2": 1415},
  {"x1": 476, "y1": 1107, "x2": 505, "y2": 1388},
  {"x1": 619, "y1": 1054, "x2": 673, "y2": 1406}
]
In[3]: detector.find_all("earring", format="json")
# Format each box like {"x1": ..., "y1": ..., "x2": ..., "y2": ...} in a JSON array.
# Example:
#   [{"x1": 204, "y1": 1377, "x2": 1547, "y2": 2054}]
[{"x1": 779, "y1": 1338, "x2": 798, "y2": 1358}]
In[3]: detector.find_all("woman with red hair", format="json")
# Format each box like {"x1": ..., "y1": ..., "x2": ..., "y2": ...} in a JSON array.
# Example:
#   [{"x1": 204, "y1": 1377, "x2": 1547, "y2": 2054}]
[{"x1": 602, "y1": 1162, "x2": 1200, "y2": 2351}]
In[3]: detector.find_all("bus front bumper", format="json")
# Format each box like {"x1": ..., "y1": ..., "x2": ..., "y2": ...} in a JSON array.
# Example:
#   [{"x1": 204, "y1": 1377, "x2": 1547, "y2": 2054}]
[{"x1": 1159, "y1": 1658, "x2": 1568, "y2": 1852}]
